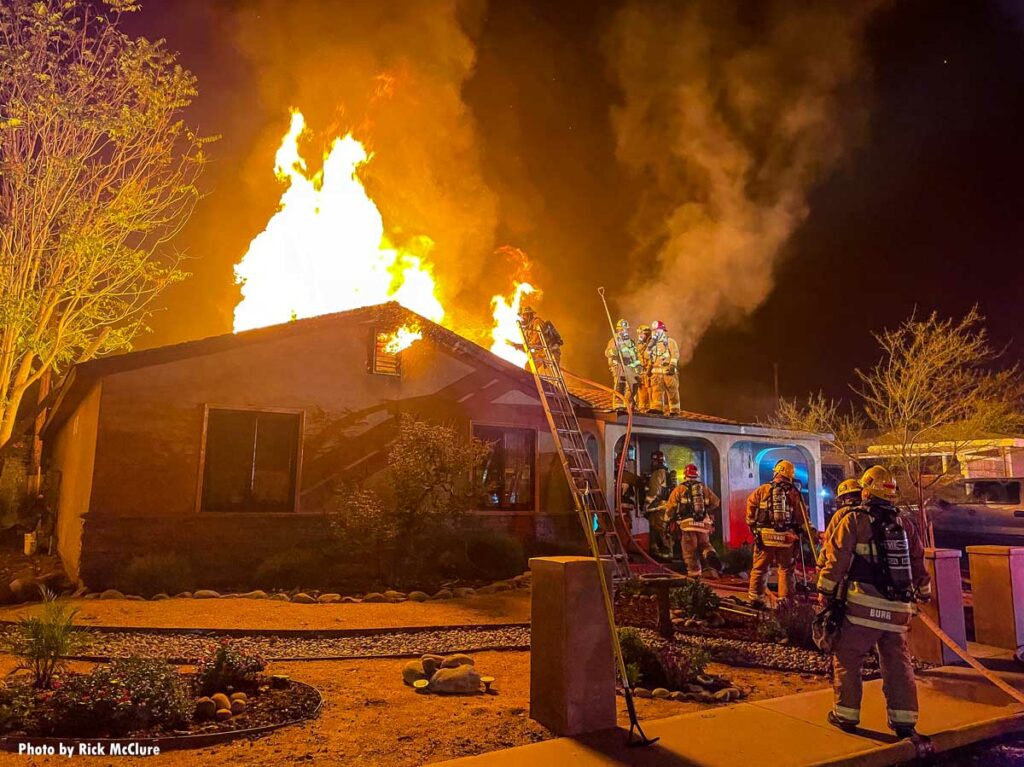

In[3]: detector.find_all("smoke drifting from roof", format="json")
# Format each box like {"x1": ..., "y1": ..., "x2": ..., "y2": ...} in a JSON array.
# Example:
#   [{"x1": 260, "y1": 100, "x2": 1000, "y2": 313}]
[
  {"x1": 607, "y1": 1, "x2": 879, "y2": 363},
  {"x1": 228, "y1": 0, "x2": 497, "y2": 323}
]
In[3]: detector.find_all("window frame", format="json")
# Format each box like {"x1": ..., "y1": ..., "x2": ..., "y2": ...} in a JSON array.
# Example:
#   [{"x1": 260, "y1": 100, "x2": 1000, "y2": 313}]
[
  {"x1": 470, "y1": 420, "x2": 540, "y2": 515},
  {"x1": 369, "y1": 327, "x2": 403, "y2": 377},
  {"x1": 195, "y1": 404, "x2": 306, "y2": 515}
]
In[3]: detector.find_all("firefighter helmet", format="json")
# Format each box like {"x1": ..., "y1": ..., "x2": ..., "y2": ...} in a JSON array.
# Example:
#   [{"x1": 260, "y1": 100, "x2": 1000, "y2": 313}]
[
  {"x1": 637, "y1": 323, "x2": 651, "y2": 339},
  {"x1": 861, "y1": 465, "x2": 898, "y2": 502},
  {"x1": 773, "y1": 459, "x2": 796, "y2": 481},
  {"x1": 651, "y1": 320, "x2": 667, "y2": 333},
  {"x1": 616, "y1": 319, "x2": 629, "y2": 332},
  {"x1": 651, "y1": 450, "x2": 666, "y2": 468},
  {"x1": 684, "y1": 463, "x2": 699, "y2": 479},
  {"x1": 836, "y1": 478, "x2": 862, "y2": 500}
]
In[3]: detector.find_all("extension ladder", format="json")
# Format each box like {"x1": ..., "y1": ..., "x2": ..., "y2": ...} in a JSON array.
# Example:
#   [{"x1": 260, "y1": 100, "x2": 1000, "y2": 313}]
[{"x1": 517, "y1": 312, "x2": 633, "y2": 580}]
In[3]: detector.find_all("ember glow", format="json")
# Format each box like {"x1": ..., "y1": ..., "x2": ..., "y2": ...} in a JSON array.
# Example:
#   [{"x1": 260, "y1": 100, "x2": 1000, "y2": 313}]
[
  {"x1": 490, "y1": 282, "x2": 535, "y2": 368},
  {"x1": 379, "y1": 325, "x2": 422, "y2": 354},
  {"x1": 233, "y1": 110, "x2": 445, "y2": 334}
]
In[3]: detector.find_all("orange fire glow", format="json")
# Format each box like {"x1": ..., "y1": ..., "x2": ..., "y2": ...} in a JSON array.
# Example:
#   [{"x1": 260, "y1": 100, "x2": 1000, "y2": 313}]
[
  {"x1": 490, "y1": 282, "x2": 535, "y2": 368},
  {"x1": 233, "y1": 109, "x2": 541, "y2": 366}
]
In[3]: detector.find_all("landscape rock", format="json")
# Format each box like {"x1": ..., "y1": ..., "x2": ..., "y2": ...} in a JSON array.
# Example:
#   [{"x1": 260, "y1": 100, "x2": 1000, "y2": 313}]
[
  {"x1": 317, "y1": 593, "x2": 341, "y2": 604},
  {"x1": 84, "y1": 592, "x2": 99, "y2": 600},
  {"x1": 668, "y1": 691, "x2": 687, "y2": 701},
  {"x1": 99, "y1": 589, "x2": 125, "y2": 600},
  {"x1": 490, "y1": 581, "x2": 512, "y2": 592},
  {"x1": 340, "y1": 596, "x2": 360, "y2": 603},
  {"x1": 193, "y1": 590, "x2": 220, "y2": 599},
  {"x1": 440, "y1": 653, "x2": 475, "y2": 669},
  {"x1": 230, "y1": 698, "x2": 247, "y2": 715},
  {"x1": 268, "y1": 593, "x2": 290, "y2": 601},
  {"x1": 220, "y1": 594, "x2": 239, "y2": 599},
  {"x1": 407, "y1": 591, "x2": 430, "y2": 602},
  {"x1": 428, "y1": 665, "x2": 482, "y2": 694},
  {"x1": 431, "y1": 589, "x2": 453, "y2": 600},
  {"x1": 383, "y1": 590, "x2": 406, "y2": 601},
  {"x1": 421, "y1": 654, "x2": 445, "y2": 676},
  {"x1": 402, "y1": 660, "x2": 427, "y2": 685},
  {"x1": 174, "y1": 592, "x2": 193, "y2": 599},
  {"x1": 211, "y1": 693, "x2": 231, "y2": 709},
  {"x1": 194, "y1": 697, "x2": 216, "y2": 720},
  {"x1": 651, "y1": 688, "x2": 670, "y2": 699},
  {"x1": 362, "y1": 592, "x2": 387, "y2": 603},
  {"x1": 713, "y1": 689, "x2": 734, "y2": 702},
  {"x1": 453, "y1": 587, "x2": 475, "y2": 598},
  {"x1": 633, "y1": 687, "x2": 652, "y2": 698},
  {"x1": 240, "y1": 590, "x2": 268, "y2": 600},
  {"x1": 151, "y1": 593, "x2": 170, "y2": 601},
  {"x1": 292, "y1": 593, "x2": 316, "y2": 604}
]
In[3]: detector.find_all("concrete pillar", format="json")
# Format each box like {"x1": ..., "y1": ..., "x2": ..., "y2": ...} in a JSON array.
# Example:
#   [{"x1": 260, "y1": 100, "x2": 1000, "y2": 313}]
[
  {"x1": 966, "y1": 546, "x2": 1024, "y2": 651},
  {"x1": 529, "y1": 556, "x2": 616, "y2": 735},
  {"x1": 909, "y1": 548, "x2": 967, "y2": 665}
]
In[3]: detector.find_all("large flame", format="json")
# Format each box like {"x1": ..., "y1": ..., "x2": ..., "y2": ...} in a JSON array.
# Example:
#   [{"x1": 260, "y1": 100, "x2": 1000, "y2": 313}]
[
  {"x1": 379, "y1": 324, "x2": 422, "y2": 354},
  {"x1": 490, "y1": 282, "x2": 535, "y2": 367},
  {"x1": 233, "y1": 110, "x2": 444, "y2": 334}
]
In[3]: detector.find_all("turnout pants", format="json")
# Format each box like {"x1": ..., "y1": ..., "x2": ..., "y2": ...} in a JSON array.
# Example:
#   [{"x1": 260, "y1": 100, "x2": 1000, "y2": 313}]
[
  {"x1": 748, "y1": 542, "x2": 796, "y2": 600},
  {"x1": 646, "y1": 511, "x2": 669, "y2": 557},
  {"x1": 650, "y1": 372, "x2": 680, "y2": 414},
  {"x1": 681, "y1": 531, "x2": 715, "y2": 577},
  {"x1": 613, "y1": 377, "x2": 638, "y2": 409},
  {"x1": 832, "y1": 619, "x2": 918, "y2": 729},
  {"x1": 636, "y1": 377, "x2": 651, "y2": 412}
]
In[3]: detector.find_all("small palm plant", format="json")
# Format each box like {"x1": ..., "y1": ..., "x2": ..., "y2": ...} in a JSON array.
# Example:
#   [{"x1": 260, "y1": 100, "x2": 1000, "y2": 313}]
[{"x1": 7, "y1": 588, "x2": 89, "y2": 688}]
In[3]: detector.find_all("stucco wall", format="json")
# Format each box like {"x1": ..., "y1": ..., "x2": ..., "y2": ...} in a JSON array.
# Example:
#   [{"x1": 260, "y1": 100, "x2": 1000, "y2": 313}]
[
  {"x1": 51, "y1": 383, "x2": 102, "y2": 582},
  {"x1": 74, "y1": 318, "x2": 574, "y2": 586}
]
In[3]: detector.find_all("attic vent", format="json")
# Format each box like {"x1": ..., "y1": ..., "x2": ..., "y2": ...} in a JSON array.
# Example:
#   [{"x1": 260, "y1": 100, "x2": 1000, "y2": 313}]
[{"x1": 371, "y1": 330, "x2": 401, "y2": 376}]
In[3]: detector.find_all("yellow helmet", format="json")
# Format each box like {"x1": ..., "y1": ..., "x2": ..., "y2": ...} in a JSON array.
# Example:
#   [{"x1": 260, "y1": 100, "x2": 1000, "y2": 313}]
[
  {"x1": 860, "y1": 465, "x2": 898, "y2": 502},
  {"x1": 773, "y1": 459, "x2": 796, "y2": 481},
  {"x1": 836, "y1": 478, "x2": 862, "y2": 498}
]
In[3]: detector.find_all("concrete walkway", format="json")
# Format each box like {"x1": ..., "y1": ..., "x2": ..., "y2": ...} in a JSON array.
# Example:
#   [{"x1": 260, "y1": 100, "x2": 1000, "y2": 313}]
[{"x1": 437, "y1": 656, "x2": 1024, "y2": 767}]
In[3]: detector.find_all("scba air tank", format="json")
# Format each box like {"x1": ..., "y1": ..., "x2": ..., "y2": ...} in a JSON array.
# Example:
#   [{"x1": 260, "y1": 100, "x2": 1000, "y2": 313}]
[{"x1": 771, "y1": 484, "x2": 792, "y2": 530}]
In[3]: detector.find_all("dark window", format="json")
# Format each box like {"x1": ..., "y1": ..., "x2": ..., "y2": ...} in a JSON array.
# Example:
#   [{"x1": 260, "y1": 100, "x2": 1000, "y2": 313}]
[
  {"x1": 967, "y1": 480, "x2": 1022, "y2": 505},
  {"x1": 201, "y1": 409, "x2": 301, "y2": 513},
  {"x1": 474, "y1": 425, "x2": 536, "y2": 511}
]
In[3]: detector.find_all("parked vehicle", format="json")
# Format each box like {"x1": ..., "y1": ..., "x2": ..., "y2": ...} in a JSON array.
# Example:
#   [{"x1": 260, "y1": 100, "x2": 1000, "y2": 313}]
[{"x1": 929, "y1": 479, "x2": 1024, "y2": 548}]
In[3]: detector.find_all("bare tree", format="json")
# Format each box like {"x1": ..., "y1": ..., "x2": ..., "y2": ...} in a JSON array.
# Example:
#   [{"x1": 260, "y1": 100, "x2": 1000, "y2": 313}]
[
  {"x1": 0, "y1": 0, "x2": 209, "y2": 449},
  {"x1": 855, "y1": 308, "x2": 1024, "y2": 541},
  {"x1": 766, "y1": 392, "x2": 868, "y2": 471}
]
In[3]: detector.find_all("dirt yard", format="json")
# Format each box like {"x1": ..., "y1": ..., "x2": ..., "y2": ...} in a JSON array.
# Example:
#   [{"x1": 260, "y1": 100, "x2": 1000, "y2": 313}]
[
  {"x1": 0, "y1": 591, "x2": 531, "y2": 632},
  {"x1": 0, "y1": 651, "x2": 829, "y2": 766}
]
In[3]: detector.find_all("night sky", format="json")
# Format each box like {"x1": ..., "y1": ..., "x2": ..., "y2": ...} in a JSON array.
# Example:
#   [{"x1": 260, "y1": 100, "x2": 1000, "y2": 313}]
[{"x1": 125, "y1": 0, "x2": 1024, "y2": 421}]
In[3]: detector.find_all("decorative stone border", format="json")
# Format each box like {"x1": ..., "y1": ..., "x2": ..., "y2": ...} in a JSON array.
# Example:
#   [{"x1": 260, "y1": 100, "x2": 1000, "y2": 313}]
[{"x1": 0, "y1": 681, "x2": 323, "y2": 753}]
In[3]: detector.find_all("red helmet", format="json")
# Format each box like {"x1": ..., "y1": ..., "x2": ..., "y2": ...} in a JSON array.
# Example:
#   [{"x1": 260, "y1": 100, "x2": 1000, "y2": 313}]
[
  {"x1": 651, "y1": 320, "x2": 667, "y2": 333},
  {"x1": 684, "y1": 463, "x2": 699, "y2": 479},
  {"x1": 650, "y1": 450, "x2": 666, "y2": 468}
]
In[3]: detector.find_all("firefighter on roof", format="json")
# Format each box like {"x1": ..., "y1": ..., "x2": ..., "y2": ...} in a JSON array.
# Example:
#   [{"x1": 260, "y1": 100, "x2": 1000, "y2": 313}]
[
  {"x1": 605, "y1": 319, "x2": 641, "y2": 409},
  {"x1": 635, "y1": 324, "x2": 653, "y2": 413},
  {"x1": 666, "y1": 463, "x2": 722, "y2": 577},
  {"x1": 745, "y1": 459, "x2": 809, "y2": 606},
  {"x1": 648, "y1": 321, "x2": 680, "y2": 415},
  {"x1": 816, "y1": 465, "x2": 931, "y2": 738}
]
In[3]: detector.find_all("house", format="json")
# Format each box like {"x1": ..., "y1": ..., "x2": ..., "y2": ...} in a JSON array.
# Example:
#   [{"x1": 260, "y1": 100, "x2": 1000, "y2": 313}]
[{"x1": 43, "y1": 303, "x2": 827, "y2": 587}]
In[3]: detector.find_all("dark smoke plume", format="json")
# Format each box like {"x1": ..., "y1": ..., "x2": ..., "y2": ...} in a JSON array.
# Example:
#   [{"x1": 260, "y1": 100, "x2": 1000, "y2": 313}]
[{"x1": 607, "y1": 1, "x2": 880, "y2": 362}]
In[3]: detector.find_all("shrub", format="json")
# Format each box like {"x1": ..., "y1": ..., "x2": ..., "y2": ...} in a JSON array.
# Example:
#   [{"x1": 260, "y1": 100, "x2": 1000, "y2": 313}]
[
  {"x1": 48, "y1": 658, "x2": 190, "y2": 737},
  {"x1": 117, "y1": 553, "x2": 194, "y2": 598},
  {"x1": 254, "y1": 548, "x2": 327, "y2": 590},
  {"x1": 7, "y1": 589, "x2": 89, "y2": 688},
  {"x1": 775, "y1": 600, "x2": 818, "y2": 650},
  {"x1": 756, "y1": 614, "x2": 786, "y2": 643},
  {"x1": 669, "y1": 579, "x2": 721, "y2": 620},
  {"x1": 656, "y1": 644, "x2": 710, "y2": 689},
  {"x1": 197, "y1": 640, "x2": 266, "y2": 696},
  {"x1": 717, "y1": 542, "x2": 753, "y2": 575},
  {"x1": 0, "y1": 685, "x2": 34, "y2": 733}
]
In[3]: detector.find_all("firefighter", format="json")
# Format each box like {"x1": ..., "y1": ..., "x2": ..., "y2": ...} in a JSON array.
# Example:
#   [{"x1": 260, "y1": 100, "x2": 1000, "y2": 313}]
[
  {"x1": 817, "y1": 466, "x2": 931, "y2": 738},
  {"x1": 644, "y1": 450, "x2": 675, "y2": 559},
  {"x1": 648, "y1": 321, "x2": 680, "y2": 415},
  {"x1": 605, "y1": 319, "x2": 641, "y2": 409},
  {"x1": 817, "y1": 478, "x2": 862, "y2": 570},
  {"x1": 667, "y1": 463, "x2": 722, "y2": 577},
  {"x1": 635, "y1": 324, "x2": 653, "y2": 413},
  {"x1": 746, "y1": 459, "x2": 809, "y2": 606}
]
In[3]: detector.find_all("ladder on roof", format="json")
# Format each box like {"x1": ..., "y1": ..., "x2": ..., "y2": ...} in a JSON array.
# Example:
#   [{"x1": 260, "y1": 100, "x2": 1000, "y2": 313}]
[{"x1": 516, "y1": 312, "x2": 633, "y2": 581}]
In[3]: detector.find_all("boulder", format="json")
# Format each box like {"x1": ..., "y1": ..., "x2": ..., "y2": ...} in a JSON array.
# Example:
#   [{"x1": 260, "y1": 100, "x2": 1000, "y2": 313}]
[
  {"x1": 362, "y1": 592, "x2": 387, "y2": 603},
  {"x1": 99, "y1": 589, "x2": 125, "y2": 600},
  {"x1": 220, "y1": 594, "x2": 239, "y2": 599},
  {"x1": 194, "y1": 697, "x2": 216, "y2": 720},
  {"x1": 407, "y1": 591, "x2": 430, "y2": 602},
  {"x1": 240, "y1": 590, "x2": 268, "y2": 600},
  {"x1": 651, "y1": 688, "x2": 670, "y2": 699},
  {"x1": 431, "y1": 589, "x2": 454, "y2": 600},
  {"x1": 633, "y1": 687, "x2": 652, "y2": 698},
  {"x1": 151, "y1": 593, "x2": 170, "y2": 601},
  {"x1": 490, "y1": 581, "x2": 513, "y2": 592},
  {"x1": 230, "y1": 692, "x2": 248, "y2": 703},
  {"x1": 428, "y1": 665, "x2": 482, "y2": 695},
  {"x1": 211, "y1": 693, "x2": 231, "y2": 710},
  {"x1": 268, "y1": 593, "x2": 290, "y2": 601},
  {"x1": 230, "y1": 698, "x2": 247, "y2": 715},
  {"x1": 453, "y1": 587, "x2": 475, "y2": 598},
  {"x1": 440, "y1": 653, "x2": 475, "y2": 669},
  {"x1": 402, "y1": 660, "x2": 427, "y2": 686},
  {"x1": 421, "y1": 654, "x2": 445, "y2": 676},
  {"x1": 713, "y1": 689, "x2": 733, "y2": 702},
  {"x1": 174, "y1": 592, "x2": 193, "y2": 599},
  {"x1": 291, "y1": 592, "x2": 316, "y2": 604},
  {"x1": 383, "y1": 590, "x2": 406, "y2": 601},
  {"x1": 193, "y1": 590, "x2": 220, "y2": 599},
  {"x1": 317, "y1": 593, "x2": 341, "y2": 604},
  {"x1": 668, "y1": 691, "x2": 687, "y2": 701},
  {"x1": 341, "y1": 596, "x2": 360, "y2": 603},
  {"x1": 215, "y1": 708, "x2": 232, "y2": 721},
  {"x1": 83, "y1": 592, "x2": 99, "y2": 600}
]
